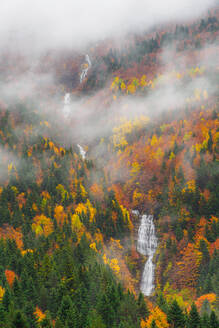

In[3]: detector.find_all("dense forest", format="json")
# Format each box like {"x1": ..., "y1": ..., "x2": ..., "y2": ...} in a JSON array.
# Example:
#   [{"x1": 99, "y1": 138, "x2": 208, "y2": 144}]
[{"x1": 0, "y1": 4, "x2": 219, "y2": 328}]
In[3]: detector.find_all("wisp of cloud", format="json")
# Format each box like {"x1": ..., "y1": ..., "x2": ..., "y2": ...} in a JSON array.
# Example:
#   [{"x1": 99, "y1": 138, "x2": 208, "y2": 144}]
[{"x1": 0, "y1": 0, "x2": 217, "y2": 54}]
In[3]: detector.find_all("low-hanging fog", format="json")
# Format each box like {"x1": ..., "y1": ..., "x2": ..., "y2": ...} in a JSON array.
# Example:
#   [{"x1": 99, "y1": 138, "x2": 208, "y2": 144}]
[
  {"x1": 1, "y1": 0, "x2": 217, "y2": 54},
  {"x1": 0, "y1": 0, "x2": 218, "y2": 154}
]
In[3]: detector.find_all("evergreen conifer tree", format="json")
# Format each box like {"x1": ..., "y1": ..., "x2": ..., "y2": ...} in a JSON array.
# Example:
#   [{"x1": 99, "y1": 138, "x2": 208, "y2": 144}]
[
  {"x1": 210, "y1": 311, "x2": 219, "y2": 328},
  {"x1": 187, "y1": 303, "x2": 200, "y2": 328},
  {"x1": 2, "y1": 288, "x2": 11, "y2": 312},
  {"x1": 137, "y1": 292, "x2": 149, "y2": 318},
  {"x1": 201, "y1": 313, "x2": 210, "y2": 328},
  {"x1": 11, "y1": 311, "x2": 29, "y2": 328},
  {"x1": 168, "y1": 300, "x2": 185, "y2": 328},
  {"x1": 151, "y1": 319, "x2": 158, "y2": 328},
  {"x1": 58, "y1": 295, "x2": 73, "y2": 324}
]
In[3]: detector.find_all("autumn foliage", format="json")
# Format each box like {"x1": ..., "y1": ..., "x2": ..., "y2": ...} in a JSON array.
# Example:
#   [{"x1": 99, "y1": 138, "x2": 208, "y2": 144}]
[{"x1": 5, "y1": 270, "x2": 16, "y2": 288}]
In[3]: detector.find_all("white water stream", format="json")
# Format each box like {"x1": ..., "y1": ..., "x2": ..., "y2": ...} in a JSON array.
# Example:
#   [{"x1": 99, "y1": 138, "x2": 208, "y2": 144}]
[
  {"x1": 62, "y1": 93, "x2": 86, "y2": 160},
  {"x1": 63, "y1": 92, "x2": 71, "y2": 118},
  {"x1": 137, "y1": 214, "x2": 157, "y2": 296},
  {"x1": 77, "y1": 144, "x2": 86, "y2": 160},
  {"x1": 80, "y1": 54, "x2": 92, "y2": 83}
]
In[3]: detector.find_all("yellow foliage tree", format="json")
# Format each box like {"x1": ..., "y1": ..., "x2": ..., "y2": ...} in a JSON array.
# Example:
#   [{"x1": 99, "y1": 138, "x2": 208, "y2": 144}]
[
  {"x1": 127, "y1": 83, "x2": 136, "y2": 94},
  {"x1": 71, "y1": 214, "x2": 83, "y2": 232},
  {"x1": 0, "y1": 286, "x2": 5, "y2": 301},
  {"x1": 56, "y1": 184, "x2": 69, "y2": 202},
  {"x1": 169, "y1": 152, "x2": 175, "y2": 160},
  {"x1": 133, "y1": 189, "x2": 144, "y2": 206},
  {"x1": 120, "y1": 205, "x2": 133, "y2": 230},
  {"x1": 140, "y1": 75, "x2": 147, "y2": 88},
  {"x1": 144, "y1": 307, "x2": 169, "y2": 328},
  {"x1": 182, "y1": 180, "x2": 196, "y2": 193},
  {"x1": 80, "y1": 183, "x2": 87, "y2": 198},
  {"x1": 130, "y1": 161, "x2": 141, "y2": 177},
  {"x1": 89, "y1": 242, "x2": 97, "y2": 252},
  {"x1": 121, "y1": 81, "x2": 126, "y2": 91},
  {"x1": 75, "y1": 199, "x2": 96, "y2": 223},
  {"x1": 151, "y1": 134, "x2": 158, "y2": 146},
  {"x1": 110, "y1": 258, "x2": 120, "y2": 275},
  {"x1": 154, "y1": 148, "x2": 164, "y2": 161},
  {"x1": 32, "y1": 215, "x2": 53, "y2": 237}
]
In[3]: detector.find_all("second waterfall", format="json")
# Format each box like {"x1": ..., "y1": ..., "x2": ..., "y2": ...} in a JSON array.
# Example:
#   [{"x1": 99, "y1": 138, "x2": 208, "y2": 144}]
[{"x1": 137, "y1": 214, "x2": 157, "y2": 296}]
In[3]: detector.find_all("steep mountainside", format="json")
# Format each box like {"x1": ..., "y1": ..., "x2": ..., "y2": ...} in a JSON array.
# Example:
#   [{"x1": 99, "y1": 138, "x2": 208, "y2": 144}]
[{"x1": 0, "y1": 7, "x2": 218, "y2": 328}]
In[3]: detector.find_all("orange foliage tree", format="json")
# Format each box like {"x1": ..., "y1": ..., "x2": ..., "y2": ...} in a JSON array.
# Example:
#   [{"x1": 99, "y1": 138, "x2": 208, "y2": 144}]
[
  {"x1": 5, "y1": 269, "x2": 16, "y2": 288},
  {"x1": 174, "y1": 243, "x2": 202, "y2": 289},
  {"x1": 34, "y1": 306, "x2": 46, "y2": 322},
  {"x1": 54, "y1": 205, "x2": 67, "y2": 227},
  {"x1": 195, "y1": 293, "x2": 216, "y2": 311}
]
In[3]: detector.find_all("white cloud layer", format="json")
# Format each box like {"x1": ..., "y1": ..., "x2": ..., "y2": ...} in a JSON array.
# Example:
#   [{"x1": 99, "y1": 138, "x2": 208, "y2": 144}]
[{"x1": 0, "y1": 0, "x2": 216, "y2": 53}]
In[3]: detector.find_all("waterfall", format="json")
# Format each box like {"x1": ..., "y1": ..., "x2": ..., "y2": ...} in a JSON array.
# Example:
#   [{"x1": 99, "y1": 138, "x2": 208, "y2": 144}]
[
  {"x1": 132, "y1": 210, "x2": 139, "y2": 216},
  {"x1": 64, "y1": 93, "x2": 71, "y2": 105},
  {"x1": 77, "y1": 144, "x2": 86, "y2": 160},
  {"x1": 62, "y1": 94, "x2": 86, "y2": 159},
  {"x1": 80, "y1": 54, "x2": 92, "y2": 83},
  {"x1": 137, "y1": 214, "x2": 157, "y2": 296},
  {"x1": 63, "y1": 93, "x2": 71, "y2": 117}
]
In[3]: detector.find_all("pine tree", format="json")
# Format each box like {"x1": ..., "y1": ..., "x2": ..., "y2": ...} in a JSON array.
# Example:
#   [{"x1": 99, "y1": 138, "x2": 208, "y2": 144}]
[
  {"x1": 201, "y1": 313, "x2": 210, "y2": 328},
  {"x1": 210, "y1": 311, "x2": 219, "y2": 328},
  {"x1": 24, "y1": 302, "x2": 37, "y2": 328},
  {"x1": 0, "y1": 303, "x2": 6, "y2": 326},
  {"x1": 2, "y1": 288, "x2": 11, "y2": 311},
  {"x1": 207, "y1": 130, "x2": 213, "y2": 152},
  {"x1": 168, "y1": 300, "x2": 185, "y2": 328},
  {"x1": 187, "y1": 303, "x2": 200, "y2": 328},
  {"x1": 97, "y1": 293, "x2": 115, "y2": 326},
  {"x1": 58, "y1": 295, "x2": 73, "y2": 324},
  {"x1": 157, "y1": 292, "x2": 168, "y2": 314},
  {"x1": 137, "y1": 292, "x2": 149, "y2": 318},
  {"x1": 13, "y1": 277, "x2": 24, "y2": 308},
  {"x1": 11, "y1": 311, "x2": 29, "y2": 328},
  {"x1": 200, "y1": 299, "x2": 211, "y2": 316},
  {"x1": 65, "y1": 305, "x2": 79, "y2": 328},
  {"x1": 203, "y1": 273, "x2": 213, "y2": 293},
  {"x1": 54, "y1": 318, "x2": 65, "y2": 328},
  {"x1": 199, "y1": 239, "x2": 210, "y2": 264},
  {"x1": 176, "y1": 224, "x2": 183, "y2": 241},
  {"x1": 86, "y1": 309, "x2": 106, "y2": 328},
  {"x1": 151, "y1": 319, "x2": 158, "y2": 328}
]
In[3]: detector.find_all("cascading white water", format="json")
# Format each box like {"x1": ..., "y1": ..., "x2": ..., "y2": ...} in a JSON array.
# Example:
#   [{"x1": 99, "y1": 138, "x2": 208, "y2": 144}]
[
  {"x1": 80, "y1": 54, "x2": 92, "y2": 83},
  {"x1": 62, "y1": 94, "x2": 86, "y2": 159},
  {"x1": 132, "y1": 210, "x2": 139, "y2": 216},
  {"x1": 64, "y1": 93, "x2": 71, "y2": 105},
  {"x1": 137, "y1": 214, "x2": 157, "y2": 296},
  {"x1": 77, "y1": 144, "x2": 86, "y2": 160},
  {"x1": 63, "y1": 92, "x2": 71, "y2": 117}
]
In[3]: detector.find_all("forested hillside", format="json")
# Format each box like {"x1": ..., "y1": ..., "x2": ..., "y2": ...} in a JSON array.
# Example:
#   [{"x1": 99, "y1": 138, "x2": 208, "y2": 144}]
[{"x1": 0, "y1": 4, "x2": 219, "y2": 328}]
